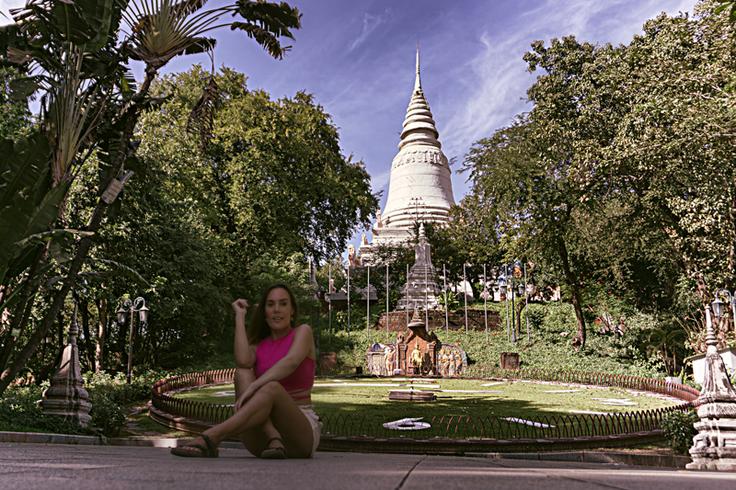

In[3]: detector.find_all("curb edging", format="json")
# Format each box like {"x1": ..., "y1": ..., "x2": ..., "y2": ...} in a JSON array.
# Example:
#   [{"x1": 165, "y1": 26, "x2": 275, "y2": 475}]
[{"x1": 0, "y1": 430, "x2": 690, "y2": 468}]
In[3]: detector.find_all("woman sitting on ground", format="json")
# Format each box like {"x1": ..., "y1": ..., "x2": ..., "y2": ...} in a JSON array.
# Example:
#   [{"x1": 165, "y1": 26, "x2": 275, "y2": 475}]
[{"x1": 172, "y1": 284, "x2": 319, "y2": 458}]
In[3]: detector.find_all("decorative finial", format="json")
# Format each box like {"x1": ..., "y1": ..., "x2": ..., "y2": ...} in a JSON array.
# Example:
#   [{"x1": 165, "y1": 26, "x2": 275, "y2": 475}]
[
  {"x1": 705, "y1": 305, "x2": 718, "y2": 355},
  {"x1": 69, "y1": 303, "x2": 79, "y2": 345},
  {"x1": 408, "y1": 306, "x2": 423, "y2": 329},
  {"x1": 414, "y1": 43, "x2": 422, "y2": 92}
]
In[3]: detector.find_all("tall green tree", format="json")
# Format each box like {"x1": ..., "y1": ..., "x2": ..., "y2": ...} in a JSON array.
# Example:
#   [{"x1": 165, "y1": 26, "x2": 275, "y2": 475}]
[
  {"x1": 60, "y1": 65, "x2": 377, "y2": 367},
  {"x1": 0, "y1": 0, "x2": 302, "y2": 394},
  {"x1": 462, "y1": 0, "x2": 736, "y2": 353},
  {"x1": 138, "y1": 67, "x2": 377, "y2": 265},
  {"x1": 0, "y1": 66, "x2": 31, "y2": 140}
]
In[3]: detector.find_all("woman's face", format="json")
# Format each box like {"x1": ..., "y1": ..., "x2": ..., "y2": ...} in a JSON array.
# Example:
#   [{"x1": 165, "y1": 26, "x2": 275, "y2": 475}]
[{"x1": 264, "y1": 287, "x2": 293, "y2": 331}]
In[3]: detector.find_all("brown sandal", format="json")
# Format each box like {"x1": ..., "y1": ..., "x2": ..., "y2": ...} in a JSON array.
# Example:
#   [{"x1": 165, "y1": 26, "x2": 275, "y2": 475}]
[
  {"x1": 171, "y1": 434, "x2": 219, "y2": 458},
  {"x1": 260, "y1": 437, "x2": 287, "y2": 459}
]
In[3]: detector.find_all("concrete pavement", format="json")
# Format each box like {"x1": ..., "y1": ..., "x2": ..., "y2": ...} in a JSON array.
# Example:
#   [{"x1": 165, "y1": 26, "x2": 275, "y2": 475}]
[{"x1": 1, "y1": 443, "x2": 736, "y2": 490}]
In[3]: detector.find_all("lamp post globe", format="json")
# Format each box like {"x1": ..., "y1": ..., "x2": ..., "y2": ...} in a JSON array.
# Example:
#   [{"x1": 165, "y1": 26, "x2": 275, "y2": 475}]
[
  {"x1": 711, "y1": 297, "x2": 725, "y2": 319},
  {"x1": 138, "y1": 304, "x2": 149, "y2": 323}
]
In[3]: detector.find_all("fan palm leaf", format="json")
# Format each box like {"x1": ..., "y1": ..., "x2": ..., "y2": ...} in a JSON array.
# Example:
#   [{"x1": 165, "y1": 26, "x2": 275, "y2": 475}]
[
  {"x1": 45, "y1": 44, "x2": 106, "y2": 186},
  {"x1": 121, "y1": 0, "x2": 300, "y2": 69}
]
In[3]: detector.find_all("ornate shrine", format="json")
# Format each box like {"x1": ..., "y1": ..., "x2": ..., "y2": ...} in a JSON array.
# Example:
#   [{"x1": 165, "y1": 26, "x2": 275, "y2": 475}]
[{"x1": 367, "y1": 309, "x2": 467, "y2": 377}]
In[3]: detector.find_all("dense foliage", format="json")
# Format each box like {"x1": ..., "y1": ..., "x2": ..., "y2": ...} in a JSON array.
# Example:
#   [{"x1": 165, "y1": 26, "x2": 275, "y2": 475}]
[
  {"x1": 460, "y1": 0, "x2": 736, "y2": 358},
  {"x1": 318, "y1": 302, "x2": 665, "y2": 378},
  {"x1": 58, "y1": 66, "x2": 376, "y2": 368},
  {"x1": 661, "y1": 409, "x2": 699, "y2": 454},
  {"x1": 0, "y1": 0, "x2": 378, "y2": 388},
  {"x1": 0, "y1": 370, "x2": 162, "y2": 436}
]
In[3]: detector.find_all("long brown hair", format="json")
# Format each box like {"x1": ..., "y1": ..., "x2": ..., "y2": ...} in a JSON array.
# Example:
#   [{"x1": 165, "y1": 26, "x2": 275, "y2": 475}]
[{"x1": 247, "y1": 283, "x2": 298, "y2": 344}]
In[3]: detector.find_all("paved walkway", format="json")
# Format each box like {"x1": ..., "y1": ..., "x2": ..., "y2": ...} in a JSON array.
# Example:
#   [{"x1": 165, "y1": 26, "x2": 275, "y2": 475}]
[{"x1": 1, "y1": 443, "x2": 736, "y2": 490}]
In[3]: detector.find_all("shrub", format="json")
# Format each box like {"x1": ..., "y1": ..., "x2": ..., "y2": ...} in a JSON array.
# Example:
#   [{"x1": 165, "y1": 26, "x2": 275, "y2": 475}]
[
  {"x1": 661, "y1": 409, "x2": 698, "y2": 454},
  {"x1": 84, "y1": 370, "x2": 167, "y2": 436},
  {"x1": 88, "y1": 391, "x2": 127, "y2": 436},
  {"x1": 0, "y1": 370, "x2": 168, "y2": 437},
  {"x1": 0, "y1": 385, "x2": 83, "y2": 434}
]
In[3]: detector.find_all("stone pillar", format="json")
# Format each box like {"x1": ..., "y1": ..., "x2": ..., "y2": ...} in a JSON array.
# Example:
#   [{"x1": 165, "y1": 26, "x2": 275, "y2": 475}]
[
  {"x1": 41, "y1": 307, "x2": 92, "y2": 427},
  {"x1": 687, "y1": 306, "x2": 736, "y2": 471},
  {"x1": 398, "y1": 343, "x2": 408, "y2": 375},
  {"x1": 428, "y1": 341, "x2": 437, "y2": 375}
]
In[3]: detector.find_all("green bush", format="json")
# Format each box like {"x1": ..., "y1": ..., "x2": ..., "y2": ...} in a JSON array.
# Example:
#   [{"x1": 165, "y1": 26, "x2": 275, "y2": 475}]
[
  {"x1": 88, "y1": 391, "x2": 127, "y2": 437},
  {"x1": 661, "y1": 409, "x2": 698, "y2": 454},
  {"x1": 316, "y1": 314, "x2": 663, "y2": 378},
  {"x1": 0, "y1": 370, "x2": 168, "y2": 437},
  {"x1": 84, "y1": 370, "x2": 167, "y2": 436},
  {"x1": 0, "y1": 385, "x2": 83, "y2": 434}
]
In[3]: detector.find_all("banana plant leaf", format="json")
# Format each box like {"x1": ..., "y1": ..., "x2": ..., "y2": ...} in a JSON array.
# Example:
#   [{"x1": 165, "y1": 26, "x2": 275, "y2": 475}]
[{"x1": 0, "y1": 132, "x2": 68, "y2": 286}]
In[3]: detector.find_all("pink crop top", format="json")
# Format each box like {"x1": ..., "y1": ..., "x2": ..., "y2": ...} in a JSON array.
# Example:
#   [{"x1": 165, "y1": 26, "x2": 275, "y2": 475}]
[{"x1": 254, "y1": 328, "x2": 315, "y2": 396}]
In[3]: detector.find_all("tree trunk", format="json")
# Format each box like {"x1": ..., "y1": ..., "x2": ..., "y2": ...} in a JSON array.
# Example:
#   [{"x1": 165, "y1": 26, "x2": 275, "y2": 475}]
[
  {"x1": 94, "y1": 298, "x2": 106, "y2": 373},
  {"x1": 80, "y1": 299, "x2": 94, "y2": 371},
  {"x1": 728, "y1": 181, "x2": 736, "y2": 286},
  {"x1": 0, "y1": 67, "x2": 158, "y2": 396},
  {"x1": 514, "y1": 294, "x2": 527, "y2": 341},
  {"x1": 557, "y1": 238, "x2": 586, "y2": 350},
  {"x1": 0, "y1": 197, "x2": 110, "y2": 394},
  {"x1": 0, "y1": 245, "x2": 47, "y2": 372}
]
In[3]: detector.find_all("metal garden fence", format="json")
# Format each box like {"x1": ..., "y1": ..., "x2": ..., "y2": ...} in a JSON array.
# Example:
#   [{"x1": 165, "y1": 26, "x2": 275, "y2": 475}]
[{"x1": 150, "y1": 368, "x2": 697, "y2": 441}]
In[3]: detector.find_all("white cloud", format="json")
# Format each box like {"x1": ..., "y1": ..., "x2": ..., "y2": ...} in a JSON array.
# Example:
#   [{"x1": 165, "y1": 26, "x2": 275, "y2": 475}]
[
  {"x1": 439, "y1": 0, "x2": 699, "y2": 172},
  {"x1": 349, "y1": 11, "x2": 389, "y2": 52}
]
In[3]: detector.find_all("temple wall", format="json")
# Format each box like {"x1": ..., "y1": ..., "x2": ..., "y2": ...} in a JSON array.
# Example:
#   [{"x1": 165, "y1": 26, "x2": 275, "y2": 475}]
[{"x1": 375, "y1": 310, "x2": 501, "y2": 332}]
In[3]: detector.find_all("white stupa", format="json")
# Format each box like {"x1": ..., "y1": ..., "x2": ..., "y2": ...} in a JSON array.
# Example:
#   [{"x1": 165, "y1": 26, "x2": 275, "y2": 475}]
[{"x1": 360, "y1": 48, "x2": 455, "y2": 262}]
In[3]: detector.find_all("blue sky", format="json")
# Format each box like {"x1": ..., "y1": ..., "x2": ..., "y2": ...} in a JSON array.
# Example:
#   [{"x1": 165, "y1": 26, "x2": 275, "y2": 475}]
[{"x1": 2, "y1": 0, "x2": 699, "y2": 247}]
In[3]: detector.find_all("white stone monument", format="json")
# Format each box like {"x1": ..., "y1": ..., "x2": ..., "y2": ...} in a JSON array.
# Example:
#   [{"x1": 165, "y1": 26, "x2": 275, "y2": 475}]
[
  {"x1": 360, "y1": 48, "x2": 454, "y2": 262},
  {"x1": 687, "y1": 307, "x2": 736, "y2": 471}
]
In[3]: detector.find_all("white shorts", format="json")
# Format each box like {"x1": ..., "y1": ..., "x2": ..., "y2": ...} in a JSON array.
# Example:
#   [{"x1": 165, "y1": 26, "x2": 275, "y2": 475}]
[{"x1": 298, "y1": 404, "x2": 321, "y2": 456}]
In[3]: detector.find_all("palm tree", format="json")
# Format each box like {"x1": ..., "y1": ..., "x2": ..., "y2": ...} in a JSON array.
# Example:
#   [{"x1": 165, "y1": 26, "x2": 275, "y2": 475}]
[
  {"x1": 0, "y1": 0, "x2": 301, "y2": 396},
  {"x1": 123, "y1": 0, "x2": 300, "y2": 71}
]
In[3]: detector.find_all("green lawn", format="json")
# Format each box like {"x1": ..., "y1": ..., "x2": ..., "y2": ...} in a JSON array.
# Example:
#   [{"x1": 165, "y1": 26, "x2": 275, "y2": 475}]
[{"x1": 172, "y1": 377, "x2": 679, "y2": 439}]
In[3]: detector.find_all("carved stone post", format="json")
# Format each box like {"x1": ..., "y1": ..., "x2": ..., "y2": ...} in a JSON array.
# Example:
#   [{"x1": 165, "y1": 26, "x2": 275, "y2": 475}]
[
  {"x1": 428, "y1": 341, "x2": 437, "y2": 375},
  {"x1": 41, "y1": 306, "x2": 92, "y2": 427},
  {"x1": 398, "y1": 343, "x2": 408, "y2": 375},
  {"x1": 687, "y1": 306, "x2": 736, "y2": 471}
]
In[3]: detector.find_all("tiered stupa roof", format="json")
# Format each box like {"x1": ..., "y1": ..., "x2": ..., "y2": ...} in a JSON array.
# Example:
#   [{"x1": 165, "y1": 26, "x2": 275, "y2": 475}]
[
  {"x1": 367, "y1": 48, "x2": 455, "y2": 250},
  {"x1": 399, "y1": 51, "x2": 440, "y2": 149}
]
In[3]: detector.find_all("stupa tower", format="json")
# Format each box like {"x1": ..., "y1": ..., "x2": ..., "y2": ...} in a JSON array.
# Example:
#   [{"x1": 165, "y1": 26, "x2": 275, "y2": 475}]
[{"x1": 366, "y1": 48, "x2": 455, "y2": 252}]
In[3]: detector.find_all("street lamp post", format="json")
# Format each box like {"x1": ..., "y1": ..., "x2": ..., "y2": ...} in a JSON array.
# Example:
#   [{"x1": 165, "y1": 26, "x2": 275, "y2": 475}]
[
  {"x1": 483, "y1": 264, "x2": 488, "y2": 336},
  {"x1": 385, "y1": 263, "x2": 390, "y2": 334},
  {"x1": 463, "y1": 263, "x2": 468, "y2": 333},
  {"x1": 116, "y1": 296, "x2": 149, "y2": 384},
  {"x1": 405, "y1": 263, "x2": 410, "y2": 327},
  {"x1": 498, "y1": 271, "x2": 508, "y2": 342},
  {"x1": 366, "y1": 265, "x2": 371, "y2": 330},
  {"x1": 443, "y1": 264, "x2": 448, "y2": 332},
  {"x1": 328, "y1": 264, "x2": 333, "y2": 334},
  {"x1": 710, "y1": 289, "x2": 736, "y2": 329},
  {"x1": 346, "y1": 265, "x2": 351, "y2": 332},
  {"x1": 524, "y1": 262, "x2": 530, "y2": 341}
]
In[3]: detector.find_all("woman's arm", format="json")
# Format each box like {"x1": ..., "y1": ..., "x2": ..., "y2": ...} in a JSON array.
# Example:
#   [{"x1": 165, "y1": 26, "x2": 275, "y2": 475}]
[
  {"x1": 235, "y1": 324, "x2": 313, "y2": 408},
  {"x1": 232, "y1": 299, "x2": 255, "y2": 368},
  {"x1": 254, "y1": 324, "x2": 313, "y2": 385}
]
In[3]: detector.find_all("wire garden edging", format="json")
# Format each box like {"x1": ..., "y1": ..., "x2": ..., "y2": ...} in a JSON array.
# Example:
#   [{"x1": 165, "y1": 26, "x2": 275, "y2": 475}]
[{"x1": 149, "y1": 369, "x2": 698, "y2": 454}]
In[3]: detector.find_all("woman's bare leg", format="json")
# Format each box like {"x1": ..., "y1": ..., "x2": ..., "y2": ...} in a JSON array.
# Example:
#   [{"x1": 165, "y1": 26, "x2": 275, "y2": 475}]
[
  {"x1": 233, "y1": 367, "x2": 282, "y2": 456},
  {"x1": 204, "y1": 381, "x2": 314, "y2": 458}
]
